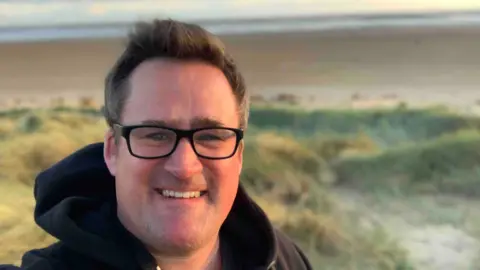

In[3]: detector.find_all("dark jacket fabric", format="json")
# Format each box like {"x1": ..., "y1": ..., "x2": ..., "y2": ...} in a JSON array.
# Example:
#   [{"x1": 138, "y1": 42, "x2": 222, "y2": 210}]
[{"x1": 0, "y1": 143, "x2": 312, "y2": 270}]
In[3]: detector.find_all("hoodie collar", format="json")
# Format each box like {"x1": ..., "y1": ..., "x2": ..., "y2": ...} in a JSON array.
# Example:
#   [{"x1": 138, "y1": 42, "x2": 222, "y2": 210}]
[{"x1": 33, "y1": 142, "x2": 278, "y2": 269}]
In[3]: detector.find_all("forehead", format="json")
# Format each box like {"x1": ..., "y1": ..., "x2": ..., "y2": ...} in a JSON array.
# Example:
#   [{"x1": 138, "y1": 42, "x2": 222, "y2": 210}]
[{"x1": 122, "y1": 59, "x2": 239, "y2": 128}]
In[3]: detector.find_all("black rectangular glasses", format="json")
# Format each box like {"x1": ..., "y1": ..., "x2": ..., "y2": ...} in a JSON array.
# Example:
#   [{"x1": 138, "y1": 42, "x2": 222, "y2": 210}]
[{"x1": 113, "y1": 124, "x2": 244, "y2": 160}]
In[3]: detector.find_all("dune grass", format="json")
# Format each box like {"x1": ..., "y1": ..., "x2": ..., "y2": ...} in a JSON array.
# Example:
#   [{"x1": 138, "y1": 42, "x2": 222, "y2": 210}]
[
  {"x1": 249, "y1": 106, "x2": 480, "y2": 148},
  {"x1": 5, "y1": 102, "x2": 480, "y2": 268},
  {"x1": 334, "y1": 130, "x2": 480, "y2": 196},
  {"x1": 249, "y1": 105, "x2": 480, "y2": 197},
  {"x1": 0, "y1": 105, "x2": 419, "y2": 269},
  {"x1": 8, "y1": 102, "x2": 480, "y2": 268},
  {"x1": 0, "y1": 181, "x2": 56, "y2": 265}
]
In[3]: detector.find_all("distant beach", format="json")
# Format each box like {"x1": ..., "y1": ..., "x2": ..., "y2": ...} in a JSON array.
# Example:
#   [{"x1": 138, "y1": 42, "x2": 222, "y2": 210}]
[{"x1": 1, "y1": 21, "x2": 480, "y2": 112}]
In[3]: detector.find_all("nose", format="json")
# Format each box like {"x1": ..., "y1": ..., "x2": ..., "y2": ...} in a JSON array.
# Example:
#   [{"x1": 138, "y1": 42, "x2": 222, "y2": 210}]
[{"x1": 164, "y1": 138, "x2": 203, "y2": 179}]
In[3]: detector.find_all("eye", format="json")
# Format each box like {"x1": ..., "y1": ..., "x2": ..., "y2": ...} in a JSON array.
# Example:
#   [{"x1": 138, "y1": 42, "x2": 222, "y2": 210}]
[
  {"x1": 195, "y1": 129, "x2": 235, "y2": 142},
  {"x1": 144, "y1": 132, "x2": 172, "y2": 141},
  {"x1": 131, "y1": 127, "x2": 176, "y2": 142},
  {"x1": 196, "y1": 133, "x2": 223, "y2": 141}
]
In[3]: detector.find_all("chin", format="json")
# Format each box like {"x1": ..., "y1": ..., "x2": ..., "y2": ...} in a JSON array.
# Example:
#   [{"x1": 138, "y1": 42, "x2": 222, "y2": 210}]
[
  {"x1": 147, "y1": 215, "x2": 208, "y2": 244},
  {"x1": 148, "y1": 230, "x2": 208, "y2": 256}
]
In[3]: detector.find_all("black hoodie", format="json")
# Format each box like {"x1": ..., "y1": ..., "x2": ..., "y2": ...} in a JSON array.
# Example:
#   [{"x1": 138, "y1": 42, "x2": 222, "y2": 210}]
[{"x1": 0, "y1": 143, "x2": 312, "y2": 270}]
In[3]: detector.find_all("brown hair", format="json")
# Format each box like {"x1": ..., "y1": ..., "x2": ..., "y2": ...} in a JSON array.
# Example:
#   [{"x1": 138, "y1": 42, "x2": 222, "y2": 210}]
[{"x1": 103, "y1": 19, "x2": 249, "y2": 129}]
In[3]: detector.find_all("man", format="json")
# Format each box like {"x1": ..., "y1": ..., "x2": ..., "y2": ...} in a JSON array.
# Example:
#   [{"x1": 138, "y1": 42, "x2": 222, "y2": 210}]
[{"x1": 1, "y1": 19, "x2": 312, "y2": 270}]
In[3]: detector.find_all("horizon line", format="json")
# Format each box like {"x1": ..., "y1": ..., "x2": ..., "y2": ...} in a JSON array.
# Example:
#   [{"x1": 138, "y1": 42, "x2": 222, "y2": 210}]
[{"x1": 2, "y1": 9, "x2": 480, "y2": 43}]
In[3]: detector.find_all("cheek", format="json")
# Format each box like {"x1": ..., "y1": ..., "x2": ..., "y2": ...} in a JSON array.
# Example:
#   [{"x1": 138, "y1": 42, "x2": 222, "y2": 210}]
[
  {"x1": 116, "y1": 146, "x2": 157, "y2": 191},
  {"x1": 205, "y1": 160, "x2": 241, "y2": 202}
]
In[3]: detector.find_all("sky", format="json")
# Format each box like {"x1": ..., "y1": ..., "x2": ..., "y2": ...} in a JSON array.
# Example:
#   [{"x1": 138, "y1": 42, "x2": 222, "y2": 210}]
[{"x1": 2, "y1": 0, "x2": 480, "y2": 28}]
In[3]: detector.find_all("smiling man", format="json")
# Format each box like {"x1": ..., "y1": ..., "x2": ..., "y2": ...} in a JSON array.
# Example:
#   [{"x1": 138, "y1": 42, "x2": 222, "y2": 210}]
[{"x1": 1, "y1": 19, "x2": 312, "y2": 270}]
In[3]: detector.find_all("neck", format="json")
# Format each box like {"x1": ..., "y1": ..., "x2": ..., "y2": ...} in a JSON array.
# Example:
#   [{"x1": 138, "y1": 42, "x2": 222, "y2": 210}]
[{"x1": 153, "y1": 237, "x2": 221, "y2": 270}]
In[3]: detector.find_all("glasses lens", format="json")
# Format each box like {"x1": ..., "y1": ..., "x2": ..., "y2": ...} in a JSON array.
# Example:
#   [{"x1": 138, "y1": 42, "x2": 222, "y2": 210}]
[
  {"x1": 193, "y1": 128, "x2": 238, "y2": 158},
  {"x1": 129, "y1": 127, "x2": 177, "y2": 158}
]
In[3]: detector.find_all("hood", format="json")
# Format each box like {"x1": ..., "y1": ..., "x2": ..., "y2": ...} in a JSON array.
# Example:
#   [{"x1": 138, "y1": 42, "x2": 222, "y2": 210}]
[{"x1": 33, "y1": 142, "x2": 277, "y2": 269}]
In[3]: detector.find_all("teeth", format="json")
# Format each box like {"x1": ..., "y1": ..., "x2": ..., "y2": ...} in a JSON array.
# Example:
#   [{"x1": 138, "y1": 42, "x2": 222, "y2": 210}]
[{"x1": 161, "y1": 190, "x2": 202, "y2": 198}]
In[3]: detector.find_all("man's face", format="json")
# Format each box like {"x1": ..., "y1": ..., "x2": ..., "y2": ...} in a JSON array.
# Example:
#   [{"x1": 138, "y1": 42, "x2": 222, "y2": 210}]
[{"x1": 104, "y1": 59, "x2": 243, "y2": 255}]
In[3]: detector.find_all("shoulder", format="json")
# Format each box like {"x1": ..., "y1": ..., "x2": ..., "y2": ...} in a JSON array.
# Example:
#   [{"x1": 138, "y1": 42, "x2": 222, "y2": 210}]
[
  {"x1": 13, "y1": 242, "x2": 108, "y2": 270},
  {"x1": 18, "y1": 242, "x2": 74, "y2": 269},
  {"x1": 272, "y1": 228, "x2": 313, "y2": 270},
  {"x1": 0, "y1": 265, "x2": 20, "y2": 270}
]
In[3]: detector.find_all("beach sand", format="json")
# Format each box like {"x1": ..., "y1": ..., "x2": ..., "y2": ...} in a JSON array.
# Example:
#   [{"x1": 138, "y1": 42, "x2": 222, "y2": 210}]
[{"x1": 1, "y1": 26, "x2": 480, "y2": 110}]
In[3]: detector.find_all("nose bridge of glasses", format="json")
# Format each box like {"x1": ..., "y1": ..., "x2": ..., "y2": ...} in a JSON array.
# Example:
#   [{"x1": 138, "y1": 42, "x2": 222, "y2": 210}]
[
  {"x1": 173, "y1": 129, "x2": 197, "y2": 152},
  {"x1": 175, "y1": 128, "x2": 195, "y2": 138}
]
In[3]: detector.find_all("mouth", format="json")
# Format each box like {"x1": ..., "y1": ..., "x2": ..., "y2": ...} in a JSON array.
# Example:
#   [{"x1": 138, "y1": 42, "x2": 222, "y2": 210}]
[{"x1": 154, "y1": 188, "x2": 208, "y2": 199}]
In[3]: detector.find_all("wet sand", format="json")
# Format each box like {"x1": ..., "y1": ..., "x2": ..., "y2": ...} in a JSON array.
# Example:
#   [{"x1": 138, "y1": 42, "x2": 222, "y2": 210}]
[{"x1": 1, "y1": 26, "x2": 480, "y2": 109}]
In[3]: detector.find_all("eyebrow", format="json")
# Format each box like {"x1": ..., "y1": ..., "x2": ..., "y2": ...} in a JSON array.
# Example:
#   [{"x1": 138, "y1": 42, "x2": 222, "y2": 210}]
[{"x1": 140, "y1": 117, "x2": 226, "y2": 129}]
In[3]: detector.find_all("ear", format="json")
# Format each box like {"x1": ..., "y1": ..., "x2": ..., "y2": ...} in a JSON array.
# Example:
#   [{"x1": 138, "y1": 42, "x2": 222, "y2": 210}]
[
  {"x1": 236, "y1": 140, "x2": 244, "y2": 176},
  {"x1": 104, "y1": 128, "x2": 118, "y2": 176}
]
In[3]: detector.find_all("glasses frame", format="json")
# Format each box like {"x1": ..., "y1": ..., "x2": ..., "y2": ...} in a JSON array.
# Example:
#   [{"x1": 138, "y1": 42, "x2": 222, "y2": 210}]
[{"x1": 113, "y1": 123, "x2": 244, "y2": 160}]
